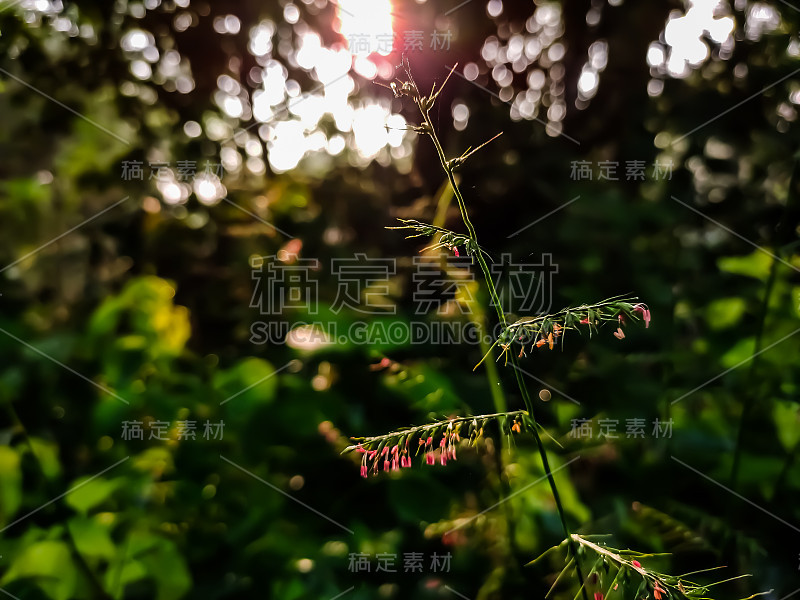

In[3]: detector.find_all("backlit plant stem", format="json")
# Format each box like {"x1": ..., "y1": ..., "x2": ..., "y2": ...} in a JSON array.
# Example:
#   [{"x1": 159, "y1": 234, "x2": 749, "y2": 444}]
[{"x1": 415, "y1": 93, "x2": 590, "y2": 600}]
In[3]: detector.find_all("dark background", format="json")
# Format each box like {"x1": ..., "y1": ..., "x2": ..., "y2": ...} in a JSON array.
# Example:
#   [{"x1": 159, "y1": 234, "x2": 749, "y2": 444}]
[{"x1": 1, "y1": 0, "x2": 799, "y2": 598}]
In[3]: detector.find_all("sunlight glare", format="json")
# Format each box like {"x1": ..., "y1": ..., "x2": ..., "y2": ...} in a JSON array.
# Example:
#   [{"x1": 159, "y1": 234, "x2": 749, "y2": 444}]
[
  {"x1": 336, "y1": 0, "x2": 394, "y2": 56},
  {"x1": 661, "y1": 0, "x2": 735, "y2": 77},
  {"x1": 247, "y1": 0, "x2": 409, "y2": 172},
  {"x1": 352, "y1": 104, "x2": 394, "y2": 158}
]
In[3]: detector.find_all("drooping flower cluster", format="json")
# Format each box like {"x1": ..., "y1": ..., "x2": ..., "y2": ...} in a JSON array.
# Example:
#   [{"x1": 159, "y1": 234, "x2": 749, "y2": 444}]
[
  {"x1": 537, "y1": 535, "x2": 764, "y2": 600},
  {"x1": 431, "y1": 425, "x2": 460, "y2": 466},
  {"x1": 346, "y1": 411, "x2": 528, "y2": 478},
  {"x1": 356, "y1": 428, "x2": 459, "y2": 477},
  {"x1": 489, "y1": 297, "x2": 652, "y2": 365},
  {"x1": 614, "y1": 303, "x2": 651, "y2": 340},
  {"x1": 356, "y1": 440, "x2": 414, "y2": 477}
]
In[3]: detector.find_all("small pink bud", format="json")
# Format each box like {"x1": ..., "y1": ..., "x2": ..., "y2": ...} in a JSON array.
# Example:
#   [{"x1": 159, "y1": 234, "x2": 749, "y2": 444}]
[
  {"x1": 453, "y1": 247, "x2": 459, "y2": 257},
  {"x1": 360, "y1": 465, "x2": 368, "y2": 478},
  {"x1": 654, "y1": 582, "x2": 664, "y2": 600},
  {"x1": 633, "y1": 303, "x2": 651, "y2": 328},
  {"x1": 632, "y1": 560, "x2": 641, "y2": 568}
]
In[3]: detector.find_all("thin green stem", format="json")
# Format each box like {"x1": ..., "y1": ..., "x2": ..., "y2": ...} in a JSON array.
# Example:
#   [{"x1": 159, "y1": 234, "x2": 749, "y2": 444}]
[
  {"x1": 730, "y1": 254, "x2": 778, "y2": 488},
  {"x1": 476, "y1": 313, "x2": 520, "y2": 559},
  {"x1": 417, "y1": 96, "x2": 589, "y2": 600},
  {"x1": 733, "y1": 153, "x2": 799, "y2": 488}
]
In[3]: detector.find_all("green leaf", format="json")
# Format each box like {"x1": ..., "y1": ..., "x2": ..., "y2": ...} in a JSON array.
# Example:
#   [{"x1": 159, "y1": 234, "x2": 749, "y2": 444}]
[
  {"x1": 0, "y1": 446, "x2": 22, "y2": 527},
  {"x1": 88, "y1": 276, "x2": 191, "y2": 365},
  {"x1": 772, "y1": 400, "x2": 800, "y2": 452},
  {"x1": 67, "y1": 515, "x2": 117, "y2": 561},
  {"x1": 105, "y1": 531, "x2": 191, "y2": 599},
  {"x1": 718, "y1": 250, "x2": 773, "y2": 281},
  {"x1": 792, "y1": 286, "x2": 800, "y2": 319},
  {"x1": 705, "y1": 297, "x2": 748, "y2": 330},
  {"x1": 65, "y1": 476, "x2": 121, "y2": 514},
  {"x1": 28, "y1": 437, "x2": 62, "y2": 480},
  {"x1": 104, "y1": 558, "x2": 148, "y2": 595},
  {"x1": 134, "y1": 535, "x2": 192, "y2": 600},
  {"x1": 132, "y1": 447, "x2": 174, "y2": 478},
  {"x1": 719, "y1": 337, "x2": 756, "y2": 369},
  {"x1": 213, "y1": 357, "x2": 278, "y2": 409},
  {"x1": 1, "y1": 540, "x2": 78, "y2": 600}
]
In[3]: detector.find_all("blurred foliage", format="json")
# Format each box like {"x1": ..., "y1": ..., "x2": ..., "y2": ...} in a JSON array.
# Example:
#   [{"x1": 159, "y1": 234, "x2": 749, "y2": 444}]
[{"x1": 1, "y1": 0, "x2": 799, "y2": 599}]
